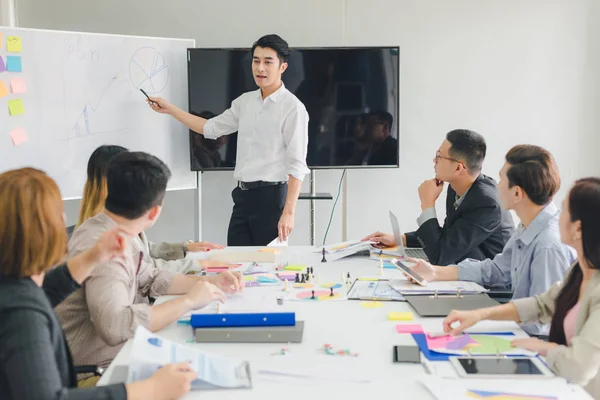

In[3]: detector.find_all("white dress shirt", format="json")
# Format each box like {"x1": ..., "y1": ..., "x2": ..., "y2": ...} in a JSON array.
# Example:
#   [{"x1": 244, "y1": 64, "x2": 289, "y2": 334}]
[{"x1": 203, "y1": 83, "x2": 310, "y2": 182}]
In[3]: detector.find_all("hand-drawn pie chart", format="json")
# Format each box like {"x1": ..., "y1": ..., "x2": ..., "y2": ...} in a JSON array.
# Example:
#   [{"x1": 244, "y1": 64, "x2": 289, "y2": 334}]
[{"x1": 129, "y1": 46, "x2": 169, "y2": 94}]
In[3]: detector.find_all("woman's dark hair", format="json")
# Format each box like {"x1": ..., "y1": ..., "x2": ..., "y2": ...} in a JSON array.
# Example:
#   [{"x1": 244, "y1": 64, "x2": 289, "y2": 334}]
[{"x1": 548, "y1": 177, "x2": 600, "y2": 345}]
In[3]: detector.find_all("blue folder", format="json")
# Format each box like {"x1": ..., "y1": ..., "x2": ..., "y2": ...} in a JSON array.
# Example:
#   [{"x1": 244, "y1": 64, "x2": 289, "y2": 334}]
[
  {"x1": 191, "y1": 312, "x2": 296, "y2": 328},
  {"x1": 412, "y1": 332, "x2": 515, "y2": 361}
]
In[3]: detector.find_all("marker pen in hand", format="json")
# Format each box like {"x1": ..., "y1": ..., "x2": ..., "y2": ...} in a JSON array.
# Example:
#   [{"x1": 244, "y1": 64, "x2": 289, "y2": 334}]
[{"x1": 140, "y1": 88, "x2": 158, "y2": 106}]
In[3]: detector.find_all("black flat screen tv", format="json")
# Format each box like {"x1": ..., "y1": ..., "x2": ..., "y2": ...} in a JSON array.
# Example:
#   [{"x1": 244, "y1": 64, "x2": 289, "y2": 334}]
[{"x1": 187, "y1": 46, "x2": 399, "y2": 171}]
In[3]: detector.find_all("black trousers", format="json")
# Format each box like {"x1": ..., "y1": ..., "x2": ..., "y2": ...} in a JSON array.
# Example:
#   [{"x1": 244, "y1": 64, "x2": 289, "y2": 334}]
[{"x1": 227, "y1": 184, "x2": 287, "y2": 246}]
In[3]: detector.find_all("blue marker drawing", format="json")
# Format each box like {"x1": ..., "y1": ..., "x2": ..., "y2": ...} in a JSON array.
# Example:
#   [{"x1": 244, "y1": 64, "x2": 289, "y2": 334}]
[{"x1": 129, "y1": 46, "x2": 169, "y2": 94}]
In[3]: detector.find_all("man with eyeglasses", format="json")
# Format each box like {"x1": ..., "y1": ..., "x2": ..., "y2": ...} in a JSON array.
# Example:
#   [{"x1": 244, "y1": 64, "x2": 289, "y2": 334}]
[{"x1": 364, "y1": 129, "x2": 514, "y2": 265}]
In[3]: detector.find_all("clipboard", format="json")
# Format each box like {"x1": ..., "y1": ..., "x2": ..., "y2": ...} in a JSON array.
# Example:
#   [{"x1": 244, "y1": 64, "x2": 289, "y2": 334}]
[
  {"x1": 346, "y1": 279, "x2": 405, "y2": 302},
  {"x1": 405, "y1": 293, "x2": 499, "y2": 317}
]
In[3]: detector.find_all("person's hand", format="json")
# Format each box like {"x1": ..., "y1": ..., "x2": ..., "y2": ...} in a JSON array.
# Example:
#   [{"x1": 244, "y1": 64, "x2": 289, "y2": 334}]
[
  {"x1": 87, "y1": 228, "x2": 129, "y2": 265},
  {"x1": 510, "y1": 338, "x2": 558, "y2": 356},
  {"x1": 443, "y1": 309, "x2": 484, "y2": 336},
  {"x1": 147, "y1": 96, "x2": 174, "y2": 115},
  {"x1": 404, "y1": 257, "x2": 437, "y2": 283},
  {"x1": 418, "y1": 179, "x2": 444, "y2": 209},
  {"x1": 184, "y1": 281, "x2": 226, "y2": 310},
  {"x1": 208, "y1": 271, "x2": 244, "y2": 293},
  {"x1": 186, "y1": 241, "x2": 225, "y2": 252},
  {"x1": 278, "y1": 211, "x2": 294, "y2": 242},
  {"x1": 148, "y1": 362, "x2": 197, "y2": 400},
  {"x1": 362, "y1": 231, "x2": 395, "y2": 248}
]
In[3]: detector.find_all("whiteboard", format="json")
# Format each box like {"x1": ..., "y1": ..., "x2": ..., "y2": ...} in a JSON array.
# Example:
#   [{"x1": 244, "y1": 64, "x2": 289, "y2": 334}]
[{"x1": 0, "y1": 26, "x2": 196, "y2": 199}]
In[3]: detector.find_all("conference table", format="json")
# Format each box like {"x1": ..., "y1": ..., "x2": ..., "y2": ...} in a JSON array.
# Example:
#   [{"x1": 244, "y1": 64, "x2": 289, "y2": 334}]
[{"x1": 98, "y1": 246, "x2": 592, "y2": 399}]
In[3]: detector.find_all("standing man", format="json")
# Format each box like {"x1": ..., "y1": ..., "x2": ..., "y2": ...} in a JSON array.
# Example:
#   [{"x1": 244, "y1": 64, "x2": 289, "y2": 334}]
[{"x1": 149, "y1": 34, "x2": 309, "y2": 246}]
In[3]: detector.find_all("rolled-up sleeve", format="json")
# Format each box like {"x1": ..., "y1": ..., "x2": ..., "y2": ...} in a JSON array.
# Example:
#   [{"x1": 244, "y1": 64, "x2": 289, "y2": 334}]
[
  {"x1": 84, "y1": 262, "x2": 153, "y2": 347},
  {"x1": 203, "y1": 97, "x2": 241, "y2": 139},
  {"x1": 282, "y1": 103, "x2": 309, "y2": 181}
]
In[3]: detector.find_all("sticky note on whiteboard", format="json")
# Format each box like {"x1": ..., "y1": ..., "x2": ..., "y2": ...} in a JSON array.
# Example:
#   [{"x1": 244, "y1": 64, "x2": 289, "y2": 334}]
[
  {"x1": 10, "y1": 78, "x2": 27, "y2": 94},
  {"x1": 9, "y1": 127, "x2": 28, "y2": 146},
  {"x1": 7, "y1": 36, "x2": 22, "y2": 52},
  {"x1": 0, "y1": 81, "x2": 8, "y2": 98},
  {"x1": 6, "y1": 56, "x2": 22, "y2": 72},
  {"x1": 8, "y1": 99, "x2": 25, "y2": 116}
]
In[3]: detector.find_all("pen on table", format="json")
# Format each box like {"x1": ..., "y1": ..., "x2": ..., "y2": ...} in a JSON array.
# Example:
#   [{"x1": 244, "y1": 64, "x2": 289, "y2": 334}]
[{"x1": 421, "y1": 357, "x2": 435, "y2": 375}]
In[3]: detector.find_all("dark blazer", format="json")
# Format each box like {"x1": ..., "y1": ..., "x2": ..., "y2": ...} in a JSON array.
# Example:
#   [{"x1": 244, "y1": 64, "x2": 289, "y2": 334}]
[
  {"x1": 405, "y1": 174, "x2": 514, "y2": 266},
  {"x1": 0, "y1": 264, "x2": 126, "y2": 400}
]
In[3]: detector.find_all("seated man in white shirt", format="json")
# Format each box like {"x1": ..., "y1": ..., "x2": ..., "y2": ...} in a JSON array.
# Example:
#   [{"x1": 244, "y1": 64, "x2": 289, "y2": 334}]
[{"x1": 148, "y1": 34, "x2": 309, "y2": 246}]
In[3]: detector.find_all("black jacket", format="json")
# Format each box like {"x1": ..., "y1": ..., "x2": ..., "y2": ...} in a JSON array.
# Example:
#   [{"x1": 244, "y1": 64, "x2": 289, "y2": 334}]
[
  {"x1": 0, "y1": 265, "x2": 126, "y2": 400},
  {"x1": 405, "y1": 174, "x2": 514, "y2": 266}
]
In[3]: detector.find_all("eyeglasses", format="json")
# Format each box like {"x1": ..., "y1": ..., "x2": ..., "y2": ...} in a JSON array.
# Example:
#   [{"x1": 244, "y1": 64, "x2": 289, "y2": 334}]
[{"x1": 435, "y1": 151, "x2": 467, "y2": 168}]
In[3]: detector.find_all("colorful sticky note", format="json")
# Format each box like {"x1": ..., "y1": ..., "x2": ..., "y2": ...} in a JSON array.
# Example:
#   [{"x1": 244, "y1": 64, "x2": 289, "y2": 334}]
[
  {"x1": 8, "y1": 99, "x2": 25, "y2": 116},
  {"x1": 6, "y1": 56, "x2": 22, "y2": 72},
  {"x1": 283, "y1": 264, "x2": 306, "y2": 271},
  {"x1": 360, "y1": 301, "x2": 383, "y2": 308},
  {"x1": 0, "y1": 81, "x2": 8, "y2": 98},
  {"x1": 9, "y1": 127, "x2": 28, "y2": 146},
  {"x1": 7, "y1": 36, "x2": 22, "y2": 53},
  {"x1": 396, "y1": 324, "x2": 424, "y2": 334},
  {"x1": 466, "y1": 335, "x2": 515, "y2": 354},
  {"x1": 0, "y1": 56, "x2": 5, "y2": 73},
  {"x1": 445, "y1": 334, "x2": 476, "y2": 350},
  {"x1": 10, "y1": 78, "x2": 27, "y2": 94},
  {"x1": 388, "y1": 312, "x2": 413, "y2": 321},
  {"x1": 0, "y1": 33, "x2": 2, "y2": 49}
]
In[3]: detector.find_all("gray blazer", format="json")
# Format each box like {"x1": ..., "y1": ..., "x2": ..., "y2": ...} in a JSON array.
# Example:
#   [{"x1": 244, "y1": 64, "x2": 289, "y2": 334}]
[{"x1": 513, "y1": 263, "x2": 600, "y2": 399}]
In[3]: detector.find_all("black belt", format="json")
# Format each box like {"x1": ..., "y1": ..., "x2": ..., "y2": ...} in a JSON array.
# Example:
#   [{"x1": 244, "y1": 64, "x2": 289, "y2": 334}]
[{"x1": 237, "y1": 181, "x2": 286, "y2": 191}]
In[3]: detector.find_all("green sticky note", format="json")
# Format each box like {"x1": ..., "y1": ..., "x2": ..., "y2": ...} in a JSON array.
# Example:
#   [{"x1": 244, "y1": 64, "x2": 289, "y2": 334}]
[
  {"x1": 8, "y1": 99, "x2": 25, "y2": 116},
  {"x1": 468, "y1": 335, "x2": 514, "y2": 354},
  {"x1": 283, "y1": 264, "x2": 306, "y2": 271}
]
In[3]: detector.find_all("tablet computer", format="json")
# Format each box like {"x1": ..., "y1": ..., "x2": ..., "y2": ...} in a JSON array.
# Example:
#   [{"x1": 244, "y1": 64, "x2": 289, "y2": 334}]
[
  {"x1": 391, "y1": 258, "x2": 427, "y2": 286},
  {"x1": 449, "y1": 356, "x2": 554, "y2": 379}
]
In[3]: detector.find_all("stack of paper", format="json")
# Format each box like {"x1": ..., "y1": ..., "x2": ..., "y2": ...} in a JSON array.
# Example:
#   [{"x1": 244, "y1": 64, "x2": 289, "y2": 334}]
[
  {"x1": 389, "y1": 279, "x2": 487, "y2": 295},
  {"x1": 127, "y1": 326, "x2": 252, "y2": 390}
]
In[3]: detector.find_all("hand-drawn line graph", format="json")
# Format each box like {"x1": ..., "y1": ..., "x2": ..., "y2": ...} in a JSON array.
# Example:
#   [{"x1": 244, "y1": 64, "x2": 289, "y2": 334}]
[
  {"x1": 129, "y1": 46, "x2": 169, "y2": 94},
  {"x1": 68, "y1": 75, "x2": 129, "y2": 139}
]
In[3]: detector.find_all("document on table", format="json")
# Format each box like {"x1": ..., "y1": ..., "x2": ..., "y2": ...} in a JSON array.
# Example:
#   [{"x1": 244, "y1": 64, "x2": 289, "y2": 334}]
[
  {"x1": 389, "y1": 279, "x2": 487, "y2": 295},
  {"x1": 127, "y1": 326, "x2": 252, "y2": 390}
]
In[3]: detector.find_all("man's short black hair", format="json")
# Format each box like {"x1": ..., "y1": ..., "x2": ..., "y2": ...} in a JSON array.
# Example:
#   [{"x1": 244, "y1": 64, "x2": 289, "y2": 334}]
[
  {"x1": 446, "y1": 129, "x2": 487, "y2": 174},
  {"x1": 251, "y1": 34, "x2": 291, "y2": 64},
  {"x1": 369, "y1": 111, "x2": 394, "y2": 130},
  {"x1": 105, "y1": 152, "x2": 171, "y2": 219}
]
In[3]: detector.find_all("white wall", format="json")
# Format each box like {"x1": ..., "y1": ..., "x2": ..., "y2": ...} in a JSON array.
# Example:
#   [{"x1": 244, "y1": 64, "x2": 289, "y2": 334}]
[{"x1": 15, "y1": 0, "x2": 600, "y2": 245}]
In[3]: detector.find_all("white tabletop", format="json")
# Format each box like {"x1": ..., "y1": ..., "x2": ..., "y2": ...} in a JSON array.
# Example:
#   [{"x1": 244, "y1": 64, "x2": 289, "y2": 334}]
[{"x1": 98, "y1": 246, "x2": 592, "y2": 399}]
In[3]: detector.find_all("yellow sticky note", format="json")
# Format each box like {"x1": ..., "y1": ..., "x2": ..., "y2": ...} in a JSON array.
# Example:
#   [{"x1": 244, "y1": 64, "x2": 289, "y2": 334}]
[
  {"x1": 361, "y1": 301, "x2": 383, "y2": 308},
  {"x1": 283, "y1": 264, "x2": 306, "y2": 271},
  {"x1": 388, "y1": 312, "x2": 413, "y2": 321},
  {"x1": 8, "y1": 99, "x2": 25, "y2": 116},
  {"x1": 0, "y1": 81, "x2": 8, "y2": 98},
  {"x1": 7, "y1": 36, "x2": 22, "y2": 53}
]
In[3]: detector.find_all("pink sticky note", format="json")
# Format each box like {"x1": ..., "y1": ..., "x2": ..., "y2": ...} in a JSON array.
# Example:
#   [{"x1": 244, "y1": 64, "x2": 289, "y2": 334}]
[
  {"x1": 425, "y1": 334, "x2": 456, "y2": 349},
  {"x1": 396, "y1": 324, "x2": 425, "y2": 334},
  {"x1": 9, "y1": 127, "x2": 28, "y2": 146},
  {"x1": 10, "y1": 78, "x2": 27, "y2": 94}
]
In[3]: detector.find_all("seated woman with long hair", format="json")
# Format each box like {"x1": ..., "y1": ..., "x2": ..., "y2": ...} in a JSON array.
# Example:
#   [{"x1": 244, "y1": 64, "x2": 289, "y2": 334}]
[
  {"x1": 77, "y1": 145, "x2": 226, "y2": 273},
  {"x1": 0, "y1": 168, "x2": 195, "y2": 399},
  {"x1": 443, "y1": 177, "x2": 600, "y2": 399}
]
